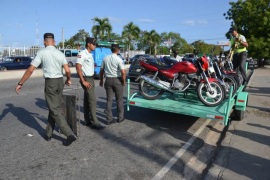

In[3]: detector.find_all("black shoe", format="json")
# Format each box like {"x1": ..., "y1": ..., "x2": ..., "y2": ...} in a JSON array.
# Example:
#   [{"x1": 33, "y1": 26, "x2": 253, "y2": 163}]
[
  {"x1": 44, "y1": 135, "x2": 51, "y2": 141},
  {"x1": 91, "y1": 124, "x2": 105, "y2": 130},
  {"x1": 85, "y1": 122, "x2": 93, "y2": 127},
  {"x1": 63, "y1": 134, "x2": 77, "y2": 146},
  {"x1": 117, "y1": 118, "x2": 125, "y2": 123},
  {"x1": 106, "y1": 119, "x2": 117, "y2": 125}
]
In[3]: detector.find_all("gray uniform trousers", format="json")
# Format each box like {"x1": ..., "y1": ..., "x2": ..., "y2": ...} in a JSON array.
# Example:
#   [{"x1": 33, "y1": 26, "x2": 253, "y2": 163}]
[
  {"x1": 104, "y1": 77, "x2": 124, "y2": 121},
  {"x1": 45, "y1": 78, "x2": 73, "y2": 138},
  {"x1": 82, "y1": 77, "x2": 99, "y2": 125},
  {"x1": 233, "y1": 51, "x2": 247, "y2": 82}
]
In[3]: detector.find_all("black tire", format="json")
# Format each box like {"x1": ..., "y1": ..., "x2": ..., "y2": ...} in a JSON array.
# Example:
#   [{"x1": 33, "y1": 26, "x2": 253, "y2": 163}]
[
  {"x1": 197, "y1": 81, "x2": 225, "y2": 106},
  {"x1": 139, "y1": 74, "x2": 164, "y2": 100},
  {"x1": 223, "y1": 75, "x2": 239, "y2": 96},
  {"x1": 0, "y1": 67, "x2": 7, "y2": 71},
  {"x1": 234, "y1": 109, "x2": 244, "y2": 120},
  {"x1": 68, "y1": 62, "x2": 73, "y2": 67}
]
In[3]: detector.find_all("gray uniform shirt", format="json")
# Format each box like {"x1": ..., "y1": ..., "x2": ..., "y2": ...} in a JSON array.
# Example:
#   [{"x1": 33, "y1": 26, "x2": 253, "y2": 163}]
[
  {"x1": 101, "y1": 53, "x2": 125, "y2": 77},
  {"x1": 31, "y1": 46, "x2": 67, "y2": 78},
  {"x1": 76, "y1": 49, "x2": 95, "y2": 76}
]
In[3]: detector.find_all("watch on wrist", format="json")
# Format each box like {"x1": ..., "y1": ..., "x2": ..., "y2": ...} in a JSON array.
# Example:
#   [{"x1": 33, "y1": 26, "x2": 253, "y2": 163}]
[{"x1": 18, "y1": 83, "x2": 23, "y2": 86}]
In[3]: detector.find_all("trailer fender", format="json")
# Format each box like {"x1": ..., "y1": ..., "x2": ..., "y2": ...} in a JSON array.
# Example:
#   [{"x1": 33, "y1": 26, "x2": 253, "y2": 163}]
[{"x1": 235, "y1": 92, "x2": 248, "y2": 111}]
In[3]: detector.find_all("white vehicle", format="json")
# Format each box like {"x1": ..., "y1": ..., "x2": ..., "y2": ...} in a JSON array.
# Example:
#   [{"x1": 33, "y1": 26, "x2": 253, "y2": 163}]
[{"x1": 60, "y1": 49, "x2": 81, "y2": 67}]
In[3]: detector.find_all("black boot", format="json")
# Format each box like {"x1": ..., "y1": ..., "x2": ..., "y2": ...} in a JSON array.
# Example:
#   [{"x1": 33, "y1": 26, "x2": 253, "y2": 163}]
[{"x1": 63, "y1": 134, "x2": 77, "y2": 146}]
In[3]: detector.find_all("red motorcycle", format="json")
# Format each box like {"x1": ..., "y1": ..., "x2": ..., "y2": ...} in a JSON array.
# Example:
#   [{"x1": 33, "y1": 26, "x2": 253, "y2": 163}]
[{"x1": 136, "y1": 56, "x2": 225, "y2": 106}]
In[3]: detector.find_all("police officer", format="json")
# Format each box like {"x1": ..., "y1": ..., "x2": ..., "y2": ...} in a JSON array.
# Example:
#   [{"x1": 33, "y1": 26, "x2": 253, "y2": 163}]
[
  {"x1": 99, "y1": 44, "x2": 126, "y2": 125},
  {"x1": 230, "y1": 26, "x2": 249, "y2": 85},
  {"x1": 76, "y1": 37, "x2": 105, "y2": 130},
  {"x1": 15, "y1": 33, "x2": 77, "y2": 146}
]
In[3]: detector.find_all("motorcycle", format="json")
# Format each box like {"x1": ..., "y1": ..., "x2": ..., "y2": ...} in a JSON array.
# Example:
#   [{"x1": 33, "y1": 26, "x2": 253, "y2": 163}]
[
  {"x1": 208, "y1": 56, "x2": 239, "y2": 96},
  {"x1": 136, "y1": 56, "x2": 226, "y2": 107}
]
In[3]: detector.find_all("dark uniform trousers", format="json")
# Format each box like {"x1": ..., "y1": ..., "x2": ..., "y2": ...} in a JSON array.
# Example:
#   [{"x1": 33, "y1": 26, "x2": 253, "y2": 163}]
[
  {"x1": 45, "y1": 78, "x2": 73, "y2": 138},
  {"x1": 104, "y1": 77, "x2": 124, "y2": 121},
  {"x1": 82, "y1": 76, "x2": 99, "y2": 125},
  {"x1": 232, "y1": 51, "x2": 247, "y2": 82}
]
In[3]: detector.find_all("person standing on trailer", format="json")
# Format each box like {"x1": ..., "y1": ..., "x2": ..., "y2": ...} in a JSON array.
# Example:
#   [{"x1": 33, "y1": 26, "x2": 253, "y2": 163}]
[{"x1": 229, "y1": 26, "x2": 249, "y2": 85}]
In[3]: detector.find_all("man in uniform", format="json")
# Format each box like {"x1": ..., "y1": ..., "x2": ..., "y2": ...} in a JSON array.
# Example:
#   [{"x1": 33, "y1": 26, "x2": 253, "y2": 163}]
[
  {"x1": 172, "y1": 49, "x2": 182, "y2": 62},
  {"x1": 76, "y1": 37, "x2": 105, "y2": 130},
  {"x1": 99, "y1": 44, "x2": 126, "y2": 125},
  {"x1": 230, "y1": 26, "x2": 249, "y2": 85},
  {"x1": 15, "y1": 33, "x2": 77, "y2": 146}
]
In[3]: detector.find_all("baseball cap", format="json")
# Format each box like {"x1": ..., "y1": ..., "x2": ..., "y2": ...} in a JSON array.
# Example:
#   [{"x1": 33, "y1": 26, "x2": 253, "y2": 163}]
[{"x1": 229, "y1": 26, "x2": 237, "y2": 33}]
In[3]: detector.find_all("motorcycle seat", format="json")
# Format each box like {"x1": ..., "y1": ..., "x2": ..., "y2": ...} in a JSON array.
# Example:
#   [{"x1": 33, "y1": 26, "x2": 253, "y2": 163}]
[{"x1": 148, "y1": 62, "x2": 172, "y2": 70}]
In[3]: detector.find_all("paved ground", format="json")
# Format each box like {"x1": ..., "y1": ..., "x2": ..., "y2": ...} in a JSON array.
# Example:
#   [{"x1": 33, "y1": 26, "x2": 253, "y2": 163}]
[
  {"x1": 0, "y1": 65, "x2": 269, "y2": 180},
  {"x1": 204, "y1": 66, "x2": 270, "y2": 180}
]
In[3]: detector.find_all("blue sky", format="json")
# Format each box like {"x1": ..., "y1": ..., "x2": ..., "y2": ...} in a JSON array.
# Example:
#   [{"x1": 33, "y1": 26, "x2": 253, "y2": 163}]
[{"x1": 0, "y1": 0, "x2": 235, "y2": 47}]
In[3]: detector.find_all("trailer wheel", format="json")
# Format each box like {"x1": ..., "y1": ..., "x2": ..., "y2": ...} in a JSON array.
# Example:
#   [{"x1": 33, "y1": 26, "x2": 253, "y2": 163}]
[{"x1": 234, "y1": 109, "x2": 244, "y2": 120}]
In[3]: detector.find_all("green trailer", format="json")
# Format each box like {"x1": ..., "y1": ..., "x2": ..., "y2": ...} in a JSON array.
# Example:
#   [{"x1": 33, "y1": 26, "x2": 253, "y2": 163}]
[{"x1": 127, "y1": 80, "x2": 248, "y2": 126}]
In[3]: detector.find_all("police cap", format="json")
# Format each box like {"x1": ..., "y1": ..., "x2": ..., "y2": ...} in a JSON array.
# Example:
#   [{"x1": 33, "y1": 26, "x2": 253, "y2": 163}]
[
  {"x1": 111, "y1": 44, "x2": 120, "y2": 49},
  {"x1": 86, "y1": 37, "x2": 97, "y2": 45},
  {"x1": 44, "y1": 33, "x2": 54, "y2": 39}
]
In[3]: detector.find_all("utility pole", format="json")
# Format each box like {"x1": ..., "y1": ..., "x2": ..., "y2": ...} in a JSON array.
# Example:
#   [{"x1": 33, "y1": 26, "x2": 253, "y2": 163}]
[
  {"x1": 62, "y1": 27, "x2": 64, "y2": 49},
  {"x1": 35, "y1": 11, "x2": 40, "y2": 46}
]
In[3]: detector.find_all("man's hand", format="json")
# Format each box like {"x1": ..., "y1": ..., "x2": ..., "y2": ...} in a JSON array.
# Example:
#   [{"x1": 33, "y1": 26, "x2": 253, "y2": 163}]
[
  {"x1": 99, "y1": 80, "x2": 104, "y2": 87},
  {"x1": 65, "y1": 79, "x2": 71, "y2": 86},
  {"x1": 82, "y1": 80, "x2": 92, "y2": 89},
  {"x1": 15, "y1": 85, "x2": 22, "y2": 94}
]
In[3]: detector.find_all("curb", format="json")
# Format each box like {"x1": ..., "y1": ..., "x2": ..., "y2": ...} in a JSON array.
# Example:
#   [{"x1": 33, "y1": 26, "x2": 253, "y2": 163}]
[{"x1": 0, "y1": 65, "x2": 131, "y2": 81}]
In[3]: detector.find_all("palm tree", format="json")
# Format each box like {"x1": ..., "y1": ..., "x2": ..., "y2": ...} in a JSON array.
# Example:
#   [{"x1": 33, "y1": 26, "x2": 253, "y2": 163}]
[
  {"x1": 144, "y1": 30, "x2": 161, "y2": 55},
  {"x1": 91, "y1": 17, "x2": 112, "y2": 40},
  {"x1": 122, "y1": 22, "x2": 141, "y2": 53}
]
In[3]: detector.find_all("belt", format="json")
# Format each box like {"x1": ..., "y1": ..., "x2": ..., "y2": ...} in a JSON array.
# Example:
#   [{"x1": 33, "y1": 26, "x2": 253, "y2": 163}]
[
  {"x1": 106, "y1": 77, "x2": 121, "y2": 78},
  {"x1": 234, "y1": 51, "x2": 246, "y2": 55},
  {"x1": 83, "y1": 76, "x2": 94, "y2": 78},
  {"x1": 45, "y1": 77, "x2": 63, "y2": 79}
]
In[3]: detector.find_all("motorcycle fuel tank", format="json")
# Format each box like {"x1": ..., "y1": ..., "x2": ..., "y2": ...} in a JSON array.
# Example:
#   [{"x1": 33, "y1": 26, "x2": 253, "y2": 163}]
[{"x1": 160, "y1": 61, "x2": 197, "y2": 79}]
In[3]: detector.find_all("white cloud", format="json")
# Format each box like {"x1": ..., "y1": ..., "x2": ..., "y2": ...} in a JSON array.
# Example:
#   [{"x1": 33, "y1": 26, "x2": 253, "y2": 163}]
[
  {"x1": 198, "y1": 19, "x2": 208, "y2": 24},
  {"x1": 138, "y1": 18, "x2": 155, "y2": 23},
  {"x1": 182, "y1": 19, "x2": 208, "y2": 26},
  {"x1": 108, "y1": 16, "x2": 122, "y2": 23},
  {"x1": 183, "y1": 20, "x2": 195, "y2": 26},
  {"x1": 2, "y1": 23, "x2": 23, "y2": 28}
]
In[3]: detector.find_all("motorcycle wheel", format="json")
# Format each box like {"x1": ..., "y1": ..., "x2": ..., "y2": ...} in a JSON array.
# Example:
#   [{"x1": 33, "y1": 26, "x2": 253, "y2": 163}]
[
  {"x1": 197, "y1": 81, "x2": 225, "y2": 106},
  {"x1": 223, "y1": 75, "x2": 239, "y2": 96},
  {"x1": 139, "y1": 74, "x2": 164, "y2": 100}
]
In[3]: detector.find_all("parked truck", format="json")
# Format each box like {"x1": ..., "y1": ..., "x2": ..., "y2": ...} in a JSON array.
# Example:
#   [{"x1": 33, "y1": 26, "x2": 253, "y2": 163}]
[{"x1": 60, "y1": 41, "x2": 125, "y2": 77}]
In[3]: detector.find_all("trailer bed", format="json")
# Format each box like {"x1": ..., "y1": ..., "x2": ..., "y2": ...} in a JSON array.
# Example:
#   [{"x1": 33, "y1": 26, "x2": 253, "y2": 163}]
[{"x1": 127, "y1": 81, "x2": 247, "y2": 126}]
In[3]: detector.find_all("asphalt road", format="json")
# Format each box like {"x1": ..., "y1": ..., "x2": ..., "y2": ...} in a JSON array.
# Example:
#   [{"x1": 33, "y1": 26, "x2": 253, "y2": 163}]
[{"x1": 0, "y1": 74, "x2": 225, "y2": 180}]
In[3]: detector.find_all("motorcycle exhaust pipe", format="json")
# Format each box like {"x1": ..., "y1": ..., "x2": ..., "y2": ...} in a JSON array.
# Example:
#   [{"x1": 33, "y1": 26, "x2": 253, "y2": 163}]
[{"x1": 140, "y1": 75, "x2": 174, "y2": 92}]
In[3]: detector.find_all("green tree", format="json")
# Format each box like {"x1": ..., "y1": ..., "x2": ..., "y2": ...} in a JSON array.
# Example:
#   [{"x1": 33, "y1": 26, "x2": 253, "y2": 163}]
[
  {"x1": 91, "y1": 17, "x2": 112, "y2": 40},
  {"x1": 122, "y1": 22, "x2": 141, "y2": 53},
  {"x1": 57, "y1": 29, "x2": 89, "y2": 49},
  {"x1": 160, "y1": 32, "x2": 188, "y2": 55},
  {"x1": 224, "y1": 0, "x2": 270, "y2": 59},
  {"x1": 144, "y1": 30, "x2": 161, "y2": 55}
]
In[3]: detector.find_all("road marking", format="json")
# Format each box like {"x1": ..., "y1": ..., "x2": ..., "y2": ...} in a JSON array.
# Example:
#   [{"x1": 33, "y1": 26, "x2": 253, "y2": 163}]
[{"x1": 152, "y1": 119, "x2": 211, "y2": 180}]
